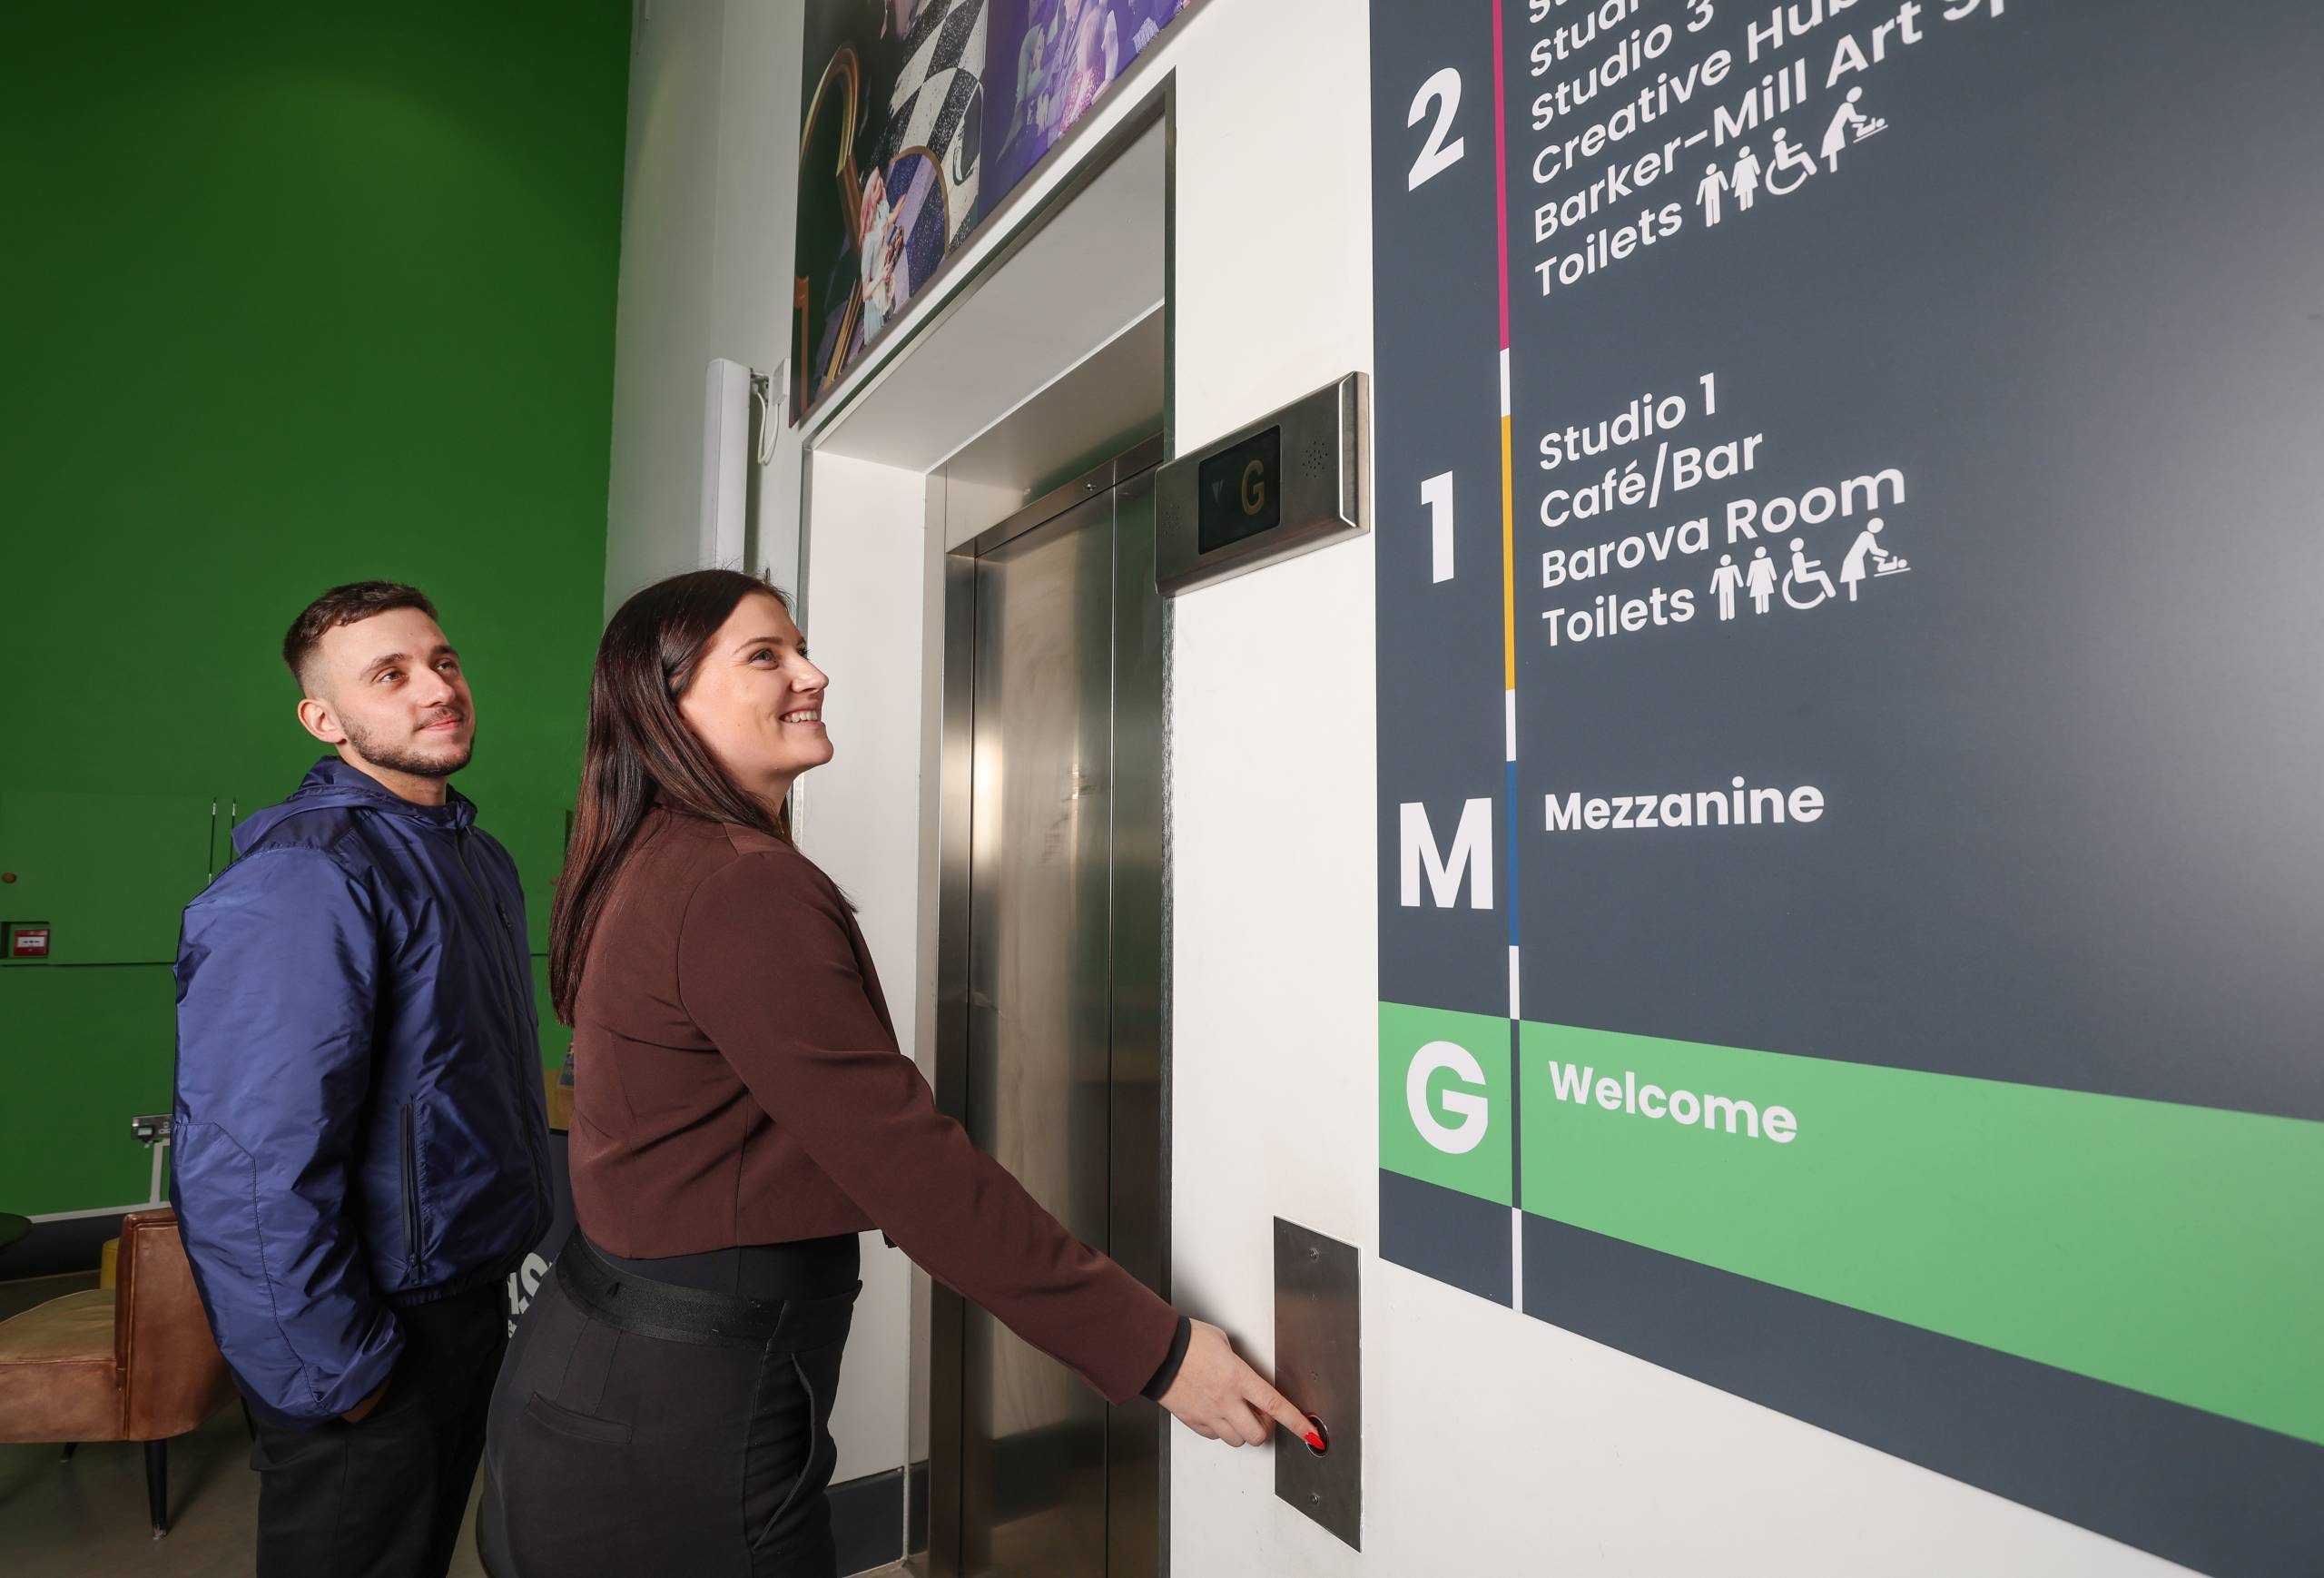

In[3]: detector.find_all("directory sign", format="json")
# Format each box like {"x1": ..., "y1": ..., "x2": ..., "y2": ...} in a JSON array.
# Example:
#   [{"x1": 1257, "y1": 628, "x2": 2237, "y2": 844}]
[{"x1": 1369, "y1": 4, "x2": 2324, "y2": 1571}]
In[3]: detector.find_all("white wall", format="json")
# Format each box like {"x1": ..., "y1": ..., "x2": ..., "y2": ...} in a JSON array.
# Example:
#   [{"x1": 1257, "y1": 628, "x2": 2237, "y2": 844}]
[
  {"x1": 607, "y1": 0, "x2": 2194, "y2": 1570},
  {"x1": 606, "y1": 0, "x2": 803, "y2": 615}
]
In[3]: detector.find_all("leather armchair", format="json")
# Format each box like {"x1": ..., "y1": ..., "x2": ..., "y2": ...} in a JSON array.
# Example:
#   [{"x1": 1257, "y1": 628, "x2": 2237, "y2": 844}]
[{"x1": 0, "y1": 1208, "x2": 240, "y2": 1536}]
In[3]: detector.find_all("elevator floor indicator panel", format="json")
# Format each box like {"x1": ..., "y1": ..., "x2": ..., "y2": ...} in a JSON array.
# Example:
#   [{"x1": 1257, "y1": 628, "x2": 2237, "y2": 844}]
[{"x1": 1156, "y1": 374, "x2": 1366, "y2": 596}]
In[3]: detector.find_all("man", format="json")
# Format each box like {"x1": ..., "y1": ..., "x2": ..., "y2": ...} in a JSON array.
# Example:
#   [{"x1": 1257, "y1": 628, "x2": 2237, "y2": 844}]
[{"x1": 172, "y1": 582, "x2": 550, "y2": 1578}]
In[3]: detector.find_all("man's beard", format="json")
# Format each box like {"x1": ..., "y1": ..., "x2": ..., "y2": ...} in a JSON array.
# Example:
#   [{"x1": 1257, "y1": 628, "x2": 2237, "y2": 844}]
[{"x1": 343, "y1": 715, "x2": 475, "y2": 779}]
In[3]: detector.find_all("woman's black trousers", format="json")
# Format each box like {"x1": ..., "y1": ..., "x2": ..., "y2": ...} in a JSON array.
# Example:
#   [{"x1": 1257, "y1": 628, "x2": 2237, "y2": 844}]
[{"x1": 478, "y1": 1232, "x2": 860, "y2": 1578}]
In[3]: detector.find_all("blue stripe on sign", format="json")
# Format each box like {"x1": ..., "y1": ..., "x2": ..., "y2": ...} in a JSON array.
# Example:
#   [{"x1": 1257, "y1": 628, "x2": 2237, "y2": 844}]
[{"x1": 1504, "y1": 756, "x2": 1520, "y2": 946}]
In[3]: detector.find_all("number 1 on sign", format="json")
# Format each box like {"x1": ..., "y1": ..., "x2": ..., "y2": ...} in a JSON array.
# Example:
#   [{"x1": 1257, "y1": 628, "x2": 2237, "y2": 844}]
[
  {"x1": 1407, "y1": 68, "x2": 1464, "y2": 190},
  {"x1": 1423, "y1": 471, "x2": 1456, "y2": 581}
]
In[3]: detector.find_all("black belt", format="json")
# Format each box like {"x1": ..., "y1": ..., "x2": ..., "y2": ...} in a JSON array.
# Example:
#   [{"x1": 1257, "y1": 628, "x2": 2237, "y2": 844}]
[
  {"x1": 554, "y1": 1229, "x2": 858, "y2": 1351},
  {"x1": 596, "y1": 1233, "x2": 859, "y2": 1302}
]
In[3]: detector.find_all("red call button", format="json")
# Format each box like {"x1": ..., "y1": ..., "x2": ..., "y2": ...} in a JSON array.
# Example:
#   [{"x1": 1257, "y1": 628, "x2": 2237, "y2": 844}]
[{"x1": 7, "y1": 927, "x2": 50, "y2": 959}]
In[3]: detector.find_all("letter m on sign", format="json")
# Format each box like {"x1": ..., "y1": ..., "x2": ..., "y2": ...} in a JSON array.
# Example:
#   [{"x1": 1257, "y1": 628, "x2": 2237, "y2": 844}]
[{"x1": 1399, "y1": 799, "x2": 1493, "y2": 909}]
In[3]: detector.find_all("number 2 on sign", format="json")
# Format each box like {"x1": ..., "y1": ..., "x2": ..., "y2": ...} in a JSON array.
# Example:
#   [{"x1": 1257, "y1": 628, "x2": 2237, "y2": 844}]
[{"x1": 1407, "y1": 67, "x2": 1463, "y2": 190}]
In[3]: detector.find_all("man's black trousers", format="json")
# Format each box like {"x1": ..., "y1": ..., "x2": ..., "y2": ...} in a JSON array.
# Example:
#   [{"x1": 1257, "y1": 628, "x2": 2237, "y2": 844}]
[{"x1": 247, "y1": 1280, "x2": 508, "y2": 1578}]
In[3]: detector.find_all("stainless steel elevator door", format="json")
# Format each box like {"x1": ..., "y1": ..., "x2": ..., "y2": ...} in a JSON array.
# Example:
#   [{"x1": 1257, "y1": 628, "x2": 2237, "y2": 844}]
[{"x1": 945, "y1": 449, "x2": 1165, "y2": 1578}]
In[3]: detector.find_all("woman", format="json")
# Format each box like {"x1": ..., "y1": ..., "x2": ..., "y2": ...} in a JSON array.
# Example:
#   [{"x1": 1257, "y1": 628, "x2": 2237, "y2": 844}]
[{"x1": 480, "y1": 570, "x2": 1307, "y2": 1577}]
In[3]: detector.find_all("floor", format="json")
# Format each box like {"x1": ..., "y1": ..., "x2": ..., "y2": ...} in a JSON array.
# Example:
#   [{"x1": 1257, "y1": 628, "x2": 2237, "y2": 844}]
[
  {"x1": 0, "y1": 1405, "x2": 491, "y2": 1578},
  {"x1": 0, "y1": 1272, "x2": 490, "y2": 1578},
  {"x1": 0, "y1": 1273, "x2": 910, "y2": 1578}
]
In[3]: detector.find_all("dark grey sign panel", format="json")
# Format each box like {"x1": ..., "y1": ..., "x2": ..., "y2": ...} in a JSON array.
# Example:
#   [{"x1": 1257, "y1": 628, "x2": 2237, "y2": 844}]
[
  {"x1": 1372, "y1": 0, "x2": 1517, "y2": 1024},
  {"x1": 1510, "y1": 5, "x2": 2324, "y2": 1117}
]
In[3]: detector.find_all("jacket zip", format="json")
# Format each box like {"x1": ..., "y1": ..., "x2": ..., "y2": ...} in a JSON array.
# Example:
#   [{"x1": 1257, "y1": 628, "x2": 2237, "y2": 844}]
[
  {"x1": 399, "y1": 1103, "x2": 422, "y2": 1268},
  {"x1": 452, "y1": 829, "x2": 554, "y2": 1211}
]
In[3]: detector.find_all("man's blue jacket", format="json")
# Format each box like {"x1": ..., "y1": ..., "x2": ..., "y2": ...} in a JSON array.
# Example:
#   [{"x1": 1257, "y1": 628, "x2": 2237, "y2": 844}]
[{"x1": 171, "y1": 757, "x2": 552, "y2": 1426}]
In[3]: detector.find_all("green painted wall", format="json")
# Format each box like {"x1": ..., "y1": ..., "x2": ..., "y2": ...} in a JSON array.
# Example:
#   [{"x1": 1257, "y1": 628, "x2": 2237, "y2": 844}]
[{"x1": 0, "y1": 4, "x2": 629, "y2": 1218}]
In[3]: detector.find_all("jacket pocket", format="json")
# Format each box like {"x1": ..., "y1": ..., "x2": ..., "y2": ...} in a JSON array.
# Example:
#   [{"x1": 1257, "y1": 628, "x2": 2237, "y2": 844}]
[{"x1": 399, "y1": 1104, "x2": 422, "y2": 1270}]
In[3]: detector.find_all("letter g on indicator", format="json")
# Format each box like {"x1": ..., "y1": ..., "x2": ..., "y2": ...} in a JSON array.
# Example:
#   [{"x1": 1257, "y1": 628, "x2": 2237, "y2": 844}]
[
  {"x1": 1407, "y1": 1040, "x2": 1490, "y2": 1155},
  {"x1": 1241, "y1": 459, "x2": 1267, "y2": 516}
]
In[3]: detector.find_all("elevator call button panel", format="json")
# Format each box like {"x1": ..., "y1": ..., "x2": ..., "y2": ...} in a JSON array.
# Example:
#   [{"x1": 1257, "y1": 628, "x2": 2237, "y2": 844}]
[
  {"x1": 1157, "y1": 372, "x2": 1368, "y2": 596},
  {"x1": 1274, "y1": 1216, "x2": 1361, "y2": 1549}
]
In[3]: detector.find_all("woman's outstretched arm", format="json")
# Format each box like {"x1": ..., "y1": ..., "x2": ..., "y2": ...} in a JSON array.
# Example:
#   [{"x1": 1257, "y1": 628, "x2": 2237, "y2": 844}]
[{"x1": 680, "y1": 847, "x2": 1177, "y2": 1405}]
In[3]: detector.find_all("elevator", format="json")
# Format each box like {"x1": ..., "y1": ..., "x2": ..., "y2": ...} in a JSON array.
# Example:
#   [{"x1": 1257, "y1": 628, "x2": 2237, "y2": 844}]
[{"x1": 929, "y1": 435, "x2": 1168, "y2": 1578}]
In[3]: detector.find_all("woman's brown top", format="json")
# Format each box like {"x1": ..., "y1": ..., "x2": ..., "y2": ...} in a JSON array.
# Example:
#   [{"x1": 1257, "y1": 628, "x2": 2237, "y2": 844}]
[{"x1": 568, "y1": 807, "x2": 1177, "y2": 1405}]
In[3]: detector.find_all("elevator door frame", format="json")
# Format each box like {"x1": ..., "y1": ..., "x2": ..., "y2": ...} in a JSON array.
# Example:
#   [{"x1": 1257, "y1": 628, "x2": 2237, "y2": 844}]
[{"x1": 930, "y1": 434, "x2": 1170, "y2": 1578}]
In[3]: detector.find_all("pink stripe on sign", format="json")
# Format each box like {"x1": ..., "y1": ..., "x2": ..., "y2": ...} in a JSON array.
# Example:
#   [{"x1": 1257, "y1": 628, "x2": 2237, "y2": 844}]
[{"x1": 1491, "y1": 0, "x2": 1510, "y2": 349}]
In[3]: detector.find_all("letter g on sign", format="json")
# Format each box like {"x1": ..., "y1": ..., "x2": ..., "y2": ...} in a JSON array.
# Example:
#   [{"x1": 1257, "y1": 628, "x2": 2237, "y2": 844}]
[{"x1": 1407, "y1": 1040, "x2": 1490, "y2": 1154}]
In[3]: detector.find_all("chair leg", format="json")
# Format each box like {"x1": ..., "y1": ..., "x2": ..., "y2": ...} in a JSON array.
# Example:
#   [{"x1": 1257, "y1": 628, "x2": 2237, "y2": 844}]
[
  {"x1": 144, "y1": 1438, "x2": 169, "y2": 1538},
  {"x1": 59, "y1": 1441, "x2": 77, "y2": 1463}
]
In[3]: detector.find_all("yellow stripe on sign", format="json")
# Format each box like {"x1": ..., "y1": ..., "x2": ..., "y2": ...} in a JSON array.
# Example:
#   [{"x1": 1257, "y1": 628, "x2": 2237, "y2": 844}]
[{"x1": 1499, "y1": 414, "x2": 1516, "y2": 689}]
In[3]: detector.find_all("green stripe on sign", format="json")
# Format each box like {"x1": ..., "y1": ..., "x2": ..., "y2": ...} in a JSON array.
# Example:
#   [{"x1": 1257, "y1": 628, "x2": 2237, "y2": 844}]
[
  {"x1": 1518, "y1": 1022, "x2": 2324, "y2": 1446},
  {"x1": 1380, "y1": 1002, "x2": 1511, "y2": 1206}
]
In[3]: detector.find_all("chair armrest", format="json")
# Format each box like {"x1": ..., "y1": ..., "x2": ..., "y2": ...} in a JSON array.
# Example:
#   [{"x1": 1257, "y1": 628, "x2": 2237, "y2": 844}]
[{"x1": 116, "y1": 1209, "x2": 236, "y2": 1439}]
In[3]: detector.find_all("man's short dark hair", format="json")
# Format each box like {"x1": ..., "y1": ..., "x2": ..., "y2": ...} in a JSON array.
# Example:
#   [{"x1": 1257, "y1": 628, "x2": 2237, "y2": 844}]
[{"x1": 282, "y1": 582, "x2": 439, "y2": 687}]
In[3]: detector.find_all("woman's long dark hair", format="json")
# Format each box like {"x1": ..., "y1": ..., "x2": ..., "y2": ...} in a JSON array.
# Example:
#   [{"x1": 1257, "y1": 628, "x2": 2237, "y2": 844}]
[{"x1": 549, "y1": 569, "x2": 794, "y2": 1024}]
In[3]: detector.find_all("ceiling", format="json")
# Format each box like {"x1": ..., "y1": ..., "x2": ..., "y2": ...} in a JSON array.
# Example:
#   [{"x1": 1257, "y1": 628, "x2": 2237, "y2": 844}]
[{"x1": 940, "y1": 306, "x2": 1162, "y2": 498}]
